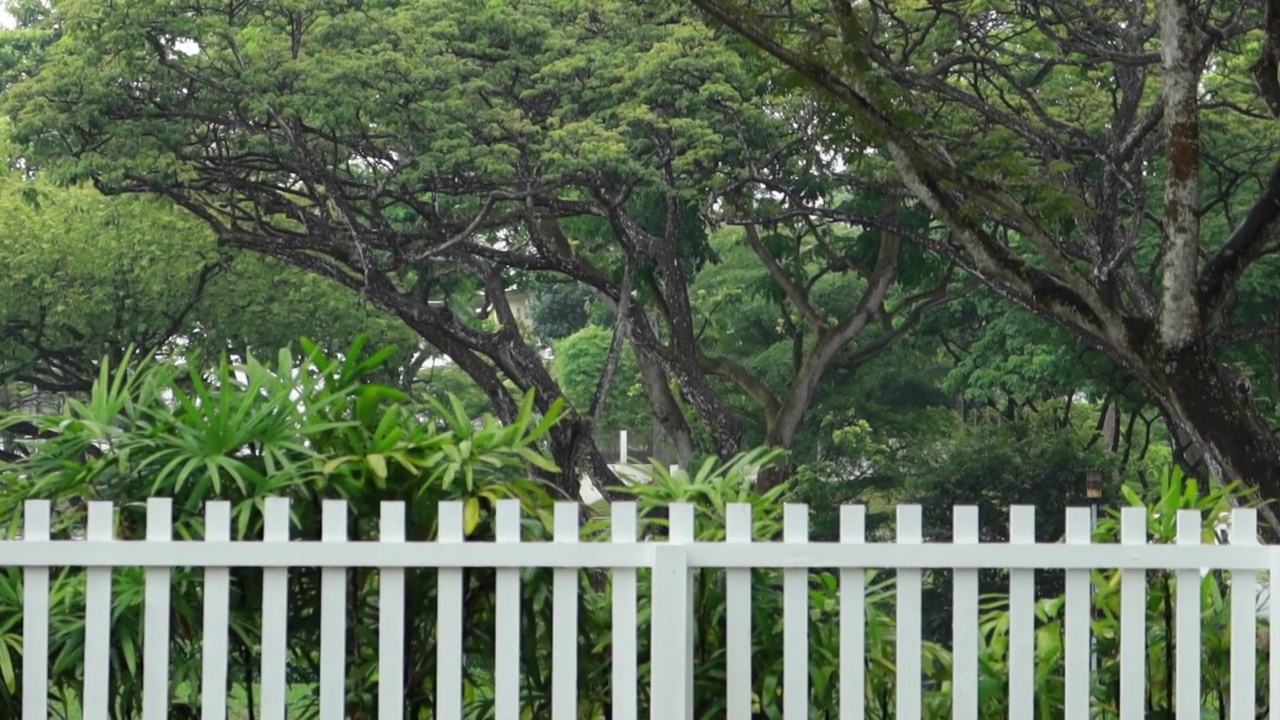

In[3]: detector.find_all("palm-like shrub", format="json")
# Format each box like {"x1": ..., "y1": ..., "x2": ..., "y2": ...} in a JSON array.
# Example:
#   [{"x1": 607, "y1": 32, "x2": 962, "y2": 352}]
[
  {"x1": 0, "y1": 339, "x2": 1264, "y2": 718},
  {"x1": 0, "y1": 338, "x2": 565, "y2": 719}
]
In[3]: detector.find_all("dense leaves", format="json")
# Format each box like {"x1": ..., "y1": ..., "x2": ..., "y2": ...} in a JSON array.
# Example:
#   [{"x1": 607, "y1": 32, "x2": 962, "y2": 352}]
[
  {"x1": 0, "y1": 0, "x2": 977, "y2": 490},
  {"x1": 0, "y1": 338, "x2": 567, "y2": 718}
]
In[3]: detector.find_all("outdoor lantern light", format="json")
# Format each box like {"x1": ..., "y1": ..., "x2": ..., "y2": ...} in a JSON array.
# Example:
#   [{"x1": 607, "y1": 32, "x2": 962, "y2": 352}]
[
  {"x1": 1084, "y1": 466, "x2": 1104, "y2": 676},
  {"x1": 1085, "y1": 467, "x2": 1103, "y2": 500}
]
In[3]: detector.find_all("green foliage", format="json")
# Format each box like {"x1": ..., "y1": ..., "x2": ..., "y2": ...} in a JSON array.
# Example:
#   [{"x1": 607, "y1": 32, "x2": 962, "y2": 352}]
[
  {"x1": 905, "y1": 406, "x2": 1115, "y2": 537},
  {"x1": 526, "y1": 282, "x2": 599, "y2": 344},
  {"x1": 414, "y1": 361, "x2": 494, "y2": 418},
  {"x1": 0, "y1": 175, "x2": 219, "y2": 388},
  {"x1": 2, "y1": 0, "x2": 759, "y2": 199},
  {"x1": 931, "y1": 290, "x2": 1104, "y2": 407},
  {"x1": 0, "y1": 167, "x2": 415, "y2": 392},
  {"x1": 0, "y1": 337, "x2": 565, "y2": 719},
  {"x1": 593, "y1": 452, "x2": 922, "y2": 720},
  {"x1": 192, "y1": 254, "x2": 417, "y2": 371},
  {"x1": 551, "y1": 326, "x2": 647, "y2": 432},
  {"x1": 0, "y1": 0, "x2": 56, "y2": 89},
  {"x1": 951, "y1": 468, "x2": 1265, "y2": 717},
  {"x1": 0, "y1": 380, "x2": 1254, "y2": 718}
]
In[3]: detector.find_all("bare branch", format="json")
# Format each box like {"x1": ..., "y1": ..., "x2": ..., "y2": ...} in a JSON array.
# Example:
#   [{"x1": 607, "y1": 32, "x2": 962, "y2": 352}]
[{"x1": 588, "y1": 252, "x2": 638, "y2": 424}]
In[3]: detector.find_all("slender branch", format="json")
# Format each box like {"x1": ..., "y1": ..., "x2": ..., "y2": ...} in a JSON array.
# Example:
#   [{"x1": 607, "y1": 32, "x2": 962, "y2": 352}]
[
  {"x1": 588, "y1": 253, "x2": 638, "y2": 424},
  {"x1": 839, "y1": 278, "x2": 979, "y2": 370},
  {"x1": 698, "y1": 351, "x2": 781, "y2": 422},
  {"x1": 742, "y1": 223, "x2": 827, "y2": 331}
]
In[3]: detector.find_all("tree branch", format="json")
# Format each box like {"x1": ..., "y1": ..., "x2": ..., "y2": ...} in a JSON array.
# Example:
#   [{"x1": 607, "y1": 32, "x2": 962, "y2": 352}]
[
  {"x1": 588, "y1": 252, "x2": 638, "y2": 424},
  {"x1": 689, "y1": 0, "x2": 1123, "y2": 344},
  {"x1": 742, "y1": 222, "x2": 827, "y2": 331},
  {"x1": 1198, "y1": 160, "x2": 1280, "y2": 322},
  {"x1": 698, "y1": 351, "x2": 781, "y2": 423},
  {"x1": 1252, "y1": 0, "x2": 1280, "y2": 119},
  {"x1": 840, "y1": 278, "x2": 980, "y2": 370}
]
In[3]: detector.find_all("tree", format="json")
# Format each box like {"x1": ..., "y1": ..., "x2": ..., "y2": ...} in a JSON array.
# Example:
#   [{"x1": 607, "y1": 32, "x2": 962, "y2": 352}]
[
  {"x1": 551, "y1": 326, "x2": 648, "y2": 435},
  {"x1": 1, "y1": 0, "x2": 968, "y2": 492},
  {"x1": 526, "y1": 281, "x2": 600, "y2": 345},
  {"x1": 687, "y1": 220, "x2": 970, "y2": 469},
  {"x1": 4, "y1": 0, "x2": 754, "y2": 494},
  {"x1": 0, "y1": 175, "x2": 220, "y2": 392},
  {"x1": 686, "y1": 0, "x2": 1280, "y2": 525},
  {"x1": 0, "y1": 166, "x2": 417, "y2": 396}
]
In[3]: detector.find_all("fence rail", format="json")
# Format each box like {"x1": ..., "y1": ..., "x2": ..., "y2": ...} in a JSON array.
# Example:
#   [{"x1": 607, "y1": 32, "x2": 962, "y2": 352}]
[{"x1": 7, "y1": 497, "x2": 1280, "y2": 720}]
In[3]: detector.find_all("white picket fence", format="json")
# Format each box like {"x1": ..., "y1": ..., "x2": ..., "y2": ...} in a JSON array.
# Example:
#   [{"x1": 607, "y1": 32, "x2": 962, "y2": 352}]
[{"x1": 6, "y1": 498, "x2": 1279, "y2": 720}]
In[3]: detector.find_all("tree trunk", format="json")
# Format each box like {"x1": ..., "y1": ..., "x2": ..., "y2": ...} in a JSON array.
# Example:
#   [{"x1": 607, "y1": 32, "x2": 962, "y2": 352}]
[
  {"x1": 1145, "y1": 341, "x2": 1280, "y2": 538},
  {"x1": 634, "y1": 348, "x2": 696, "y2": 467},
  {"x1": 586, "y1": 289, "x2": 697, "y2": 468}
]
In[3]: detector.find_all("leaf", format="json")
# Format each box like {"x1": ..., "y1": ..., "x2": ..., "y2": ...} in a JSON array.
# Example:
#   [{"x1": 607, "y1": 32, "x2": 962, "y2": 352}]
[
  {"x1": 464, "y1": 497, "x2": 482, "y2": 536},
  {"x1": 367, "y1": 453, "x2": 388, "y2": 480},
  {"x1": 440, "y1": 463, "x2": 458, "y2": 491},
  {"x1": 0, "y1": 636, "x2": 14, "y2": 693},
  {"x1": 518, "y1": 447, "x2": 560, "y2": 472},
  {"x1": 1120, "y1": 484, "x2": 1143, "y2": 508}
]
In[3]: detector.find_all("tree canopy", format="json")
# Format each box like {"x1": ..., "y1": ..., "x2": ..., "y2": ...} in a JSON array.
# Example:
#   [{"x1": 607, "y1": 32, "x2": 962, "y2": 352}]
[
  {"x1": 0, "y1": 158, "x2": 417, "y2": 394},
  {"x1": 2, "y1": 0, "x2": 1270, "y2": 520},
  {"x1": 0, "y1": 0, "x2": 981, "y2": 494},
  {"x1": 682, "y1": 0, "x2": 1280, "y2": 528}
]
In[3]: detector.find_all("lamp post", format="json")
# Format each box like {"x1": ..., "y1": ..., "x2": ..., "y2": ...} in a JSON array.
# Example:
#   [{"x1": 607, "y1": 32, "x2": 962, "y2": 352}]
[
  {"x1": 1085, "y1": 467, "x2": 1103, "y2": 529},
  {"x1": 1085, "y1": 467, "x2": 1103, "y2": 676}
]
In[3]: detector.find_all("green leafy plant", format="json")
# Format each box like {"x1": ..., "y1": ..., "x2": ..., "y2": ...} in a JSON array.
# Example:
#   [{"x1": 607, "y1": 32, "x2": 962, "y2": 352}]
[
  {"x1": 2, "y1": 354, "x2": 1262, "y2": 720},
  {"x1": 0, "y1": 337, "x2": 566, "y2": 719},
  {"x1": 935, "y1": 467, "x2": 1267, "y2": 719}
]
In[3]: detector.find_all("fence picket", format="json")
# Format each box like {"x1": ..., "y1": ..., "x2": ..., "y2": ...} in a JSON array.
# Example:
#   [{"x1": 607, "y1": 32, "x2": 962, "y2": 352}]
[
  {"x1": 1230, "y1": 508, "x2": 1258, "y2": 720},
  {"x1": 726, "y1": 503, "x2": 752, "y2": 720},
  {"x1": 1008, "y1": 506, "x2": 1035, "y2": 720},
  {"x1": 201, "y1": 503, "x2": 231, "y2": 720},
  {"x1": 784, "y1": 504, "x2": 809, "y2": 720},
  {"x1": 1175, "y1": 510, "x2": 1201, "y2": 719},
  {"x1": 378, "y1": 502, "x2": 406, "y2": 720},
  {"x1": 142, "y1": 498, "x2": 173, "y2": 720},
  {"x1": 670, "y1": 503, "x2": 696, "y2": 720},
  {"x1": 438, "y1": 502, "x2": 465, "y2": 720},
  {"x1": 21, "y1": 500, "x2": 50, "y2": 720},
  {"x1": 496, "y1": 500, "x2": 522, "y2": 720},
  {"x1": 1064, "y1": 507, "x2": 1092, "y2": 720},
  {"x1": 552, "y1": 503, "x2": 580, "y2": 720},
  {"x1": 319, "y1": 500, "x2": 348, "y2": 720},
  {"x1": 896, "y1": 505, "x2": 923, "y2": 720},
  {"x1": 952, "y1": 506, "x2": 978, "y2": 720},
  {"x1": 1271, "y1": 546, "x2": 1280, "y2": 720},
  {"x1": 611, "y1": 502, "x2": 638, "y2": 720},
  {"x1": 83, "y1": 501, "x2": 114, "y2": 720},
  {"x1": 260, "y1": 497, "x2": 290, "y2": 720},
  {"x1": 839, "y1": 505, "x2": 865, "y2": 720},
  {"x1": 1119, "y1": 508, "x2": 1146, "y2": 720}
]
